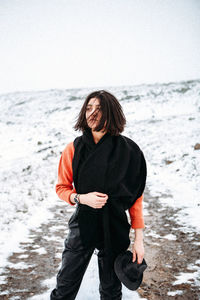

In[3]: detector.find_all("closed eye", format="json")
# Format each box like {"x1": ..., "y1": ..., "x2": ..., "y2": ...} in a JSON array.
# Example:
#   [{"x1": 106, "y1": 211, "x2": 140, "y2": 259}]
[{"x1": 86, "y1": 107, "x2": 101, "y2": 112}]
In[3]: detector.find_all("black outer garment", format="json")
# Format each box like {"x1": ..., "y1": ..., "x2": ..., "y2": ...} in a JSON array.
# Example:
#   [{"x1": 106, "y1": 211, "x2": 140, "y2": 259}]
[{"x1": 72, "y1": 127, "x2": 147, "y2": 268}]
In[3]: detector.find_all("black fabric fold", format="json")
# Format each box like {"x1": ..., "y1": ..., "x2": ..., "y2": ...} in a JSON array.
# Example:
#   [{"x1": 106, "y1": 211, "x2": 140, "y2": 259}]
[{"x1": 72, "y1": 127, "x2": 147, "y2": 269}]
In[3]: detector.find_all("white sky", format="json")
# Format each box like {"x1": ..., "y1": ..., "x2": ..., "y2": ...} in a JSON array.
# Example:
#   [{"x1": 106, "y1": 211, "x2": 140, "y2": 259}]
[{"x1": 0, "y1": 0, "x2": 200, "y2": 94}]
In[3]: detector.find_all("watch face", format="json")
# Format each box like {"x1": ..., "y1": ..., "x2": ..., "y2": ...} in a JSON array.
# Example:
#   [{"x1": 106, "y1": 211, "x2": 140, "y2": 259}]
[{"x1": 74, "y1": 195, "x2": 79, "y2": 204}]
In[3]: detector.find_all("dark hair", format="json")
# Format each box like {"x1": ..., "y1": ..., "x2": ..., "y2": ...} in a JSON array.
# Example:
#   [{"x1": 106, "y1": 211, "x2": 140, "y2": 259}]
[{"x1": 73, "y1": 90, "x2": 126, "y2": 136}]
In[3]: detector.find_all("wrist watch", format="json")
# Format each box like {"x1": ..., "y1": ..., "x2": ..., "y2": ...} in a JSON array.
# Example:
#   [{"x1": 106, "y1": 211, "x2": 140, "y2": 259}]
[{"x1": 74, "y1": 193, "x2": 80, "y2": 205}]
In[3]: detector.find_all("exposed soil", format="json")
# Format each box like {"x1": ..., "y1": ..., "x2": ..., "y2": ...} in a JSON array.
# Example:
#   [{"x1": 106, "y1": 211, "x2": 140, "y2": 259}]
[
  {"x1": 135, "y1": 189, "x2": 200, "y2": 300},
  {"x1": 0, "y1": 189, "x2": 200, "y2": 300}
]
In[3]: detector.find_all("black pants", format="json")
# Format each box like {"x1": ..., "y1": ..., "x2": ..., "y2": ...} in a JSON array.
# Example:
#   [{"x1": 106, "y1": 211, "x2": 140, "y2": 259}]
[{"x1": 50, "y1": 208, "x2": 122, "y2": 300}]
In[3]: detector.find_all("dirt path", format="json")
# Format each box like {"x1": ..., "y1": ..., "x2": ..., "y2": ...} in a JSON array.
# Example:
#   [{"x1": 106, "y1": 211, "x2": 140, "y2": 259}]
[
  {"x1": 0, "y1": 204, "x2": 71, "y2": 300},
  {"x1": 0, "y1": 190, "x2": 200, "y2": 299},
  {"x1": 137, "y1": 189, "x2": 200, "y2": 300}
]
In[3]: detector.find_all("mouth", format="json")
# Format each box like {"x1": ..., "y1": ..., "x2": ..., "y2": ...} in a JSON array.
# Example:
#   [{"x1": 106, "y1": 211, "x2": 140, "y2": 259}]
[{"x1": 89, "y1": 118, "x2": 98, "y2": 122}]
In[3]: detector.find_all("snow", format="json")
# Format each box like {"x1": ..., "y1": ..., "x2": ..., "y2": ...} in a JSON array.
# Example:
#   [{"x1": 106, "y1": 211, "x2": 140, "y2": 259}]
[
  {"x1": 167, "y1": 290, "x2": 183, "y2": 296},
  {"x1": 18, "y1": 254, "x2": 29, "y2": 259},
  {"x1": 0, "y1": 275, "x2": 7, "y2": 285},
  {"x1": 34, "y1": 247, "x2": 47, "y2": 255},
  {"x1": 173, "y1": 259, "x2": 200, "y2": 287},
  {"x1": 0, "y1": 79, "x2": 200, "y2": 296},
  {"x1": 7, "y1": 261, "x2": 33, "y2": 269},
  {"x1": 162, "y1": 234, "x2": 177, "y2": 240},
  {"x1": 173, "y1": 270, "x2": 200, "y2": 286},
  {"x1": 0, "y1": 203, "x2": 54, "y2": 269}
]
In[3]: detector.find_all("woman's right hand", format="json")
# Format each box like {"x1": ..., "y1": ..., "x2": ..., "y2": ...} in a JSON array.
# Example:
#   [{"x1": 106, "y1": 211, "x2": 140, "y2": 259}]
[{"x1": 80, "y1": 192, "x2": 108, "y2": 209}]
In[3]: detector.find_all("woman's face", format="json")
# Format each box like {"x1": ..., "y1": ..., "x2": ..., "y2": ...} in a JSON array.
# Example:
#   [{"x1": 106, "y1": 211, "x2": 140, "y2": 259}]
[{"x1": 85, "y1": 97, "x2": 104, "y2": 131}]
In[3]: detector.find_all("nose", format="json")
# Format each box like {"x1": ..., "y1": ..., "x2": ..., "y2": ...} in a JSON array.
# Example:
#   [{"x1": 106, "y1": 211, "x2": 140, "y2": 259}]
[{"x1": 89, "y1": 108, "x2": 99, "y2": 118}]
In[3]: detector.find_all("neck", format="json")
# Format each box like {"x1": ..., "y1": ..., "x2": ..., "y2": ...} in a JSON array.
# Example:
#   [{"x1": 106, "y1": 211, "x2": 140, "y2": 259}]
[{"x1": 91, "y1": 129, "x2": 107, "y2": 144}]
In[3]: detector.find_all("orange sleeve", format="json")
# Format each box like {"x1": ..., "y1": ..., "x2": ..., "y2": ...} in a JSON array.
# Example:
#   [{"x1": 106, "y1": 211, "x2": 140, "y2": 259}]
[
  {"x1": 129, "y1": 194, "x2": 145, "y2": 229},
  {"x1": 55, "y1": 141, "x2": 77, "y2": 206}
]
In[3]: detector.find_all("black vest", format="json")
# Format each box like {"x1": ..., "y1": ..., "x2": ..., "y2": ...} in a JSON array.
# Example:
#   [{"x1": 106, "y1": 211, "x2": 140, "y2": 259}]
[{"x1": 72, "y1": 128, "x2": 147, "y2": 261}]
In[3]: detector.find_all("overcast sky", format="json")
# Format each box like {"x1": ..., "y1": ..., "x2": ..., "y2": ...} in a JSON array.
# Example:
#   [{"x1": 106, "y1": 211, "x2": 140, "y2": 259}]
[{"x1": 0, "y1": 0, "x2": 200, "y2": 94}]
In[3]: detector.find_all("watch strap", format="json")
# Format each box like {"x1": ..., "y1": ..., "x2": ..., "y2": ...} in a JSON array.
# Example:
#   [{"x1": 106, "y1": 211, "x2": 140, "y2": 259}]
[{"x1": 74, "y1": 193, "x2": 80, "y2": 205}]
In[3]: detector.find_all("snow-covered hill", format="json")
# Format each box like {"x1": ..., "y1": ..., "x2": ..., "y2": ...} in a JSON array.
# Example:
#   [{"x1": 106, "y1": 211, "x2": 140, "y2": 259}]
[{"x1": 0, "y1": 79, "x2": 199, "y2": 298}]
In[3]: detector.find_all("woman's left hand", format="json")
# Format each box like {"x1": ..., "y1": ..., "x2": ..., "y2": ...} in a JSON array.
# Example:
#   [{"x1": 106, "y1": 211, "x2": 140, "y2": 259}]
[{"x1": 132, "y1": 239, "x2": 144, "y2": 264}]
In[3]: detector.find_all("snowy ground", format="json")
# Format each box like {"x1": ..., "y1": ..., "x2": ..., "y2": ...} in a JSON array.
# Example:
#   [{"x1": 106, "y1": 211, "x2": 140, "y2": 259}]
[{"x1": 0, "y1": 79, "x2": 199, "y2": 299}]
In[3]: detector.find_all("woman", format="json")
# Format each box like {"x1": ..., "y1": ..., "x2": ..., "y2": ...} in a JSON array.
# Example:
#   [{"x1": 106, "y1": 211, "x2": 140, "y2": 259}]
[{"x1": 50, "y1": 90, "x2": 147, "y2": 300}]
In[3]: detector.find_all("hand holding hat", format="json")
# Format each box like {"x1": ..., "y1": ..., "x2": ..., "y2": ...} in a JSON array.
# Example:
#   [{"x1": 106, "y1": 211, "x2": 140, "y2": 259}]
[
  {"x1": 114, "y1": 250, "x2": 147, "y2": 291},
  {"x1": 132, "y1": 238, "x2": 145, "y2": 264}
]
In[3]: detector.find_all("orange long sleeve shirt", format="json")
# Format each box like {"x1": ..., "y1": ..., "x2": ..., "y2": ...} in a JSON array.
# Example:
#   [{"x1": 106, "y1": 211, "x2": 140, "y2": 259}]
[{"x1": 55, "y1": 142, "x2": 145, "y2": 229}]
